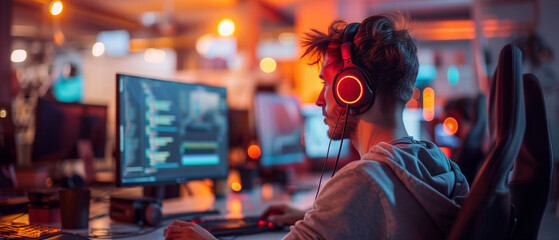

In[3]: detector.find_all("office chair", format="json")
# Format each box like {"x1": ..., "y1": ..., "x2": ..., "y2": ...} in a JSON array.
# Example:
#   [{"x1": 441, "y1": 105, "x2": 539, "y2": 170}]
[
  {"x1": 448, "y1": 44, "x2": 525, "y2": 240},
  {"x1": 452, "y1": 94, "x2": 487, "y2": 185},
  {"x1": 508, "y1": 73, "x2": 553, "y2": 240}
]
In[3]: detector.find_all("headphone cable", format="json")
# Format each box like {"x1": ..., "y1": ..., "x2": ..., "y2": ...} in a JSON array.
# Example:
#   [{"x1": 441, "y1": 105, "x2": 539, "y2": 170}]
[
  {"x1": 314, "y1": 105, "x2": 350, "y2": 200},
  {"x1": 314, "y1": 110, "x2": 343, "y2": 200},
  {"x1": 331, "y1": 105, "x2": 350, "y2": 178}
]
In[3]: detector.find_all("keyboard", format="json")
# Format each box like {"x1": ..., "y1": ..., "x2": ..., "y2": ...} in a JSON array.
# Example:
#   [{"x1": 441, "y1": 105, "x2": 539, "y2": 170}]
[
  {"x1": 0, "y1": 223, "x2": 61, "y2": 239},
  {"x1": 189, "y1": 216, "x2": 284, "y2": 236}
]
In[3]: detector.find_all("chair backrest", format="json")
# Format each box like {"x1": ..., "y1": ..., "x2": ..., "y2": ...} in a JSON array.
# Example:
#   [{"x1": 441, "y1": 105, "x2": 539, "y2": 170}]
[
  {"x1": 453, "y1": 93, "x2": 487, "y2": 184},
  {"x1": 448, "y1": 44, "x2": 526, "y2": 240},
  {"x1": 508, "y1": 73, "x2": 553, "y2": 240}
]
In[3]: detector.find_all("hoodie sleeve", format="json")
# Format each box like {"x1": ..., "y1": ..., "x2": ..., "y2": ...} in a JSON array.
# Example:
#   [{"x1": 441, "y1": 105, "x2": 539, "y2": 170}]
[{"x1": 283, "y1": 161, "x2": 390, "y2": 240}]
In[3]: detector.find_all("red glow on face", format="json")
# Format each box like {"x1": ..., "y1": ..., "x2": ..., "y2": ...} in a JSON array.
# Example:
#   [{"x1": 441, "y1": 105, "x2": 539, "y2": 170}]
[{"x1": 336, "y1": 75, "x2": 363, "y2": 105}]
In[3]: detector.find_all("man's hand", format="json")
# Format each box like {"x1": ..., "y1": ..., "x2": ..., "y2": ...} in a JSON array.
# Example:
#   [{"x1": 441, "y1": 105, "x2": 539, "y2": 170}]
[
  {"x1": 260, "y1": 204, "x2": 306, "y2": 226},
  {"x1": 163, "y1": 220, "x2": 217, "y2": 240}
]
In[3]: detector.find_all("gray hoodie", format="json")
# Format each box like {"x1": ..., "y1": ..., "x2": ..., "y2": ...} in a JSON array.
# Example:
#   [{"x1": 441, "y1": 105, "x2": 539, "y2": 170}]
[{"x1": 284, "y1": 136, "x2": 470, "y2": 240}]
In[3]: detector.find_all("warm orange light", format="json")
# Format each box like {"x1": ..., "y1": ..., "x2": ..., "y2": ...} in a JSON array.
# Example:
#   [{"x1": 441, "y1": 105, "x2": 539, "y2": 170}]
[
  {"x1": 231, "y1": 181, "x2": 242, "y2": 192},
  {"x1": 440, "y1": 147, "x2": 452, "y2": 158},
  {"x1": 443, "y1": 117, "x2": 459, "y2": 135},
  {"x1": 230, "y1": 199, "x2": 242, "y2": 216},
  {"x1": 54, "y1": 30, "x2": 65, "y2": 45},
  {"x1": 261, "y1": 183, "x2": 273, "y2": 200},
  {"x1": 413, "y1": 20, "x2": 475, "y2": 41},
  {"x1": 406, "y1": 99, "x2": 418, "y2": 110},
  {"x1": 218, "y1": 19, "x2": 235, "y2": 37},
  {"x1": 50, "y1": 1, "x2": 63, "y2": 16},
  {"x1": 247, "y1": 144, "x2": 261, "y2": 159},
  {"x1": 336, "y1": 76, "x2": 363, "y2": 104},
  {"x1": 260, "y1": 58, "x2": 277, "y2": 73},
  {"x1": 423, "y1": 87, "x2": 435, "y2": 121}
]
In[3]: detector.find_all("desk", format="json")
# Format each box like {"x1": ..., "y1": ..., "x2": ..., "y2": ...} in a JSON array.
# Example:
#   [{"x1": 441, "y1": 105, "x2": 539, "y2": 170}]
[
  {"x1": 90, "y1": 173, "x2": 320, "y2": 239},
  {"x1": 0, "y1": 174, "x2": 321, "y2": 239}
]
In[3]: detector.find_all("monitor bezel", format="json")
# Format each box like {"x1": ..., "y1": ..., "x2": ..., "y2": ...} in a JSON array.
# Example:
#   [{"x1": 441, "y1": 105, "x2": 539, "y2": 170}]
[{"x1": 115, "y1": 73, "x2": 229, "y2": 187}]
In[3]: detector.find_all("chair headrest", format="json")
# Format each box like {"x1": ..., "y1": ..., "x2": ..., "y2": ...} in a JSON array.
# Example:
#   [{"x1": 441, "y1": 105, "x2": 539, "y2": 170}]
[{"x1": 489, "y1": 44, "x2": 526, "y2": 144}]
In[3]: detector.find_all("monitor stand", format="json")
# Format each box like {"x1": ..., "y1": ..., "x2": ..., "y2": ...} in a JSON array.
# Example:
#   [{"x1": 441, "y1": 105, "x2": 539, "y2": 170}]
[
  {"x1": 110, "y1": 185, "x2": 219, "y2": 225},
  {"x1": 143, "y1": 184, "x2": 180, "y2": 199},
  {"x1": 142, "y1": 184, "x2": 219, "y2": 221}
]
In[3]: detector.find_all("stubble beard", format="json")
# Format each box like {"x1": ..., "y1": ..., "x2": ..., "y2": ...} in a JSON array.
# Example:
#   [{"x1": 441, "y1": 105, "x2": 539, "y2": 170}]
[{"x1": 325, "y1": 110, "x2": 357, "y2": 140}]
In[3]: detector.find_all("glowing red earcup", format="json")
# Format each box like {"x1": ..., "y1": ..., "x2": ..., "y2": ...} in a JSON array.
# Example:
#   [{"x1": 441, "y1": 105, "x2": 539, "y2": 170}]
[
  {"x1": 335, "y1": 75, "x2": 364, "y2": 105},
  {"x1": 332, "y1": 67, "x2": 374, "y2": 115}
]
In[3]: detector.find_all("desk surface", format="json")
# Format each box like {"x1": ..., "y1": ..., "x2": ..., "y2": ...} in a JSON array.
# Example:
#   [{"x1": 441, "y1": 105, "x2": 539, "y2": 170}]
[{"x1": 2, "y1": 173, "x2": 322, "y2": 239}]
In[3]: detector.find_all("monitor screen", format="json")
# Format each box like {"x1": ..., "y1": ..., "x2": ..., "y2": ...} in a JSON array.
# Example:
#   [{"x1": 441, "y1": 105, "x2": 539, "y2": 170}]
[
  {"x1": 33, "y1": 98, "x2": 107, "y2": 162},
  {"x1": 116, "y1": 74, "x2": 228, "y2": 187},
  {"x1": 300, "y1": 104, "x2": 351, "y2": 159},
  {"x1": 254, "y1": 93, "x2": 304, "y2": 167}
]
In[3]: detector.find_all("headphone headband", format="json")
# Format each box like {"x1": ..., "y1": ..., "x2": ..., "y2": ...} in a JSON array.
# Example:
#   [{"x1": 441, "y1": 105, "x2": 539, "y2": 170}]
[
  {"x1": 341, "y1": 23, "x2": 360, "y2": 63},
  {"x1": 343, "y1": 23, "x2": 360, "y2": 43},
  {"x1": 332, "y1": 22, "x2": 374, "y2": 115}
]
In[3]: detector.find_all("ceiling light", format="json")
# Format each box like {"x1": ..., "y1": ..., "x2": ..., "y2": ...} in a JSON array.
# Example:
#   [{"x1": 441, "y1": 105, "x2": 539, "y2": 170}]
[
  {"x1": 11, "y1": 49, "x2": 27, "y2": 63},
  {"x1": 218, "y1": 19, "x2": 235, "y2": 37}
]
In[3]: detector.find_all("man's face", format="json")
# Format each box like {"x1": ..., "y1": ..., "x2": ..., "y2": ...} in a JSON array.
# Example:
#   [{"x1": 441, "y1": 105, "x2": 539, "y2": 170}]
[{"x1": 315, "y1": 52, "x2": 358, "y2": 140}]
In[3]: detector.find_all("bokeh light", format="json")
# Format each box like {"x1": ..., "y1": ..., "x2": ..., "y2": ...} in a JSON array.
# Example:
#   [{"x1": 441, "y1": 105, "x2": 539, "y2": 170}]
[
  {"x1": 0, "y1": 109, "x2": 7, "y2": 118},
  {"x1": 92, "y1": 42, "x2": 105, "y2": 57},
  {"x1": 143, "y1": 48, "x2": 166, "y2": 63},
  {"x1": 259, "y1": 57, "x2": 277, "y2": 73},
  {"x1": 231, "y1": 181, "x2": 242, "y2": 192},
  {"x1": 261, "y1": 183, "x2": 274, "y2": 200},
  {"x1": 195, "y1": 34, "x2": 213, "y2": 56},
  {"x1": 406, "y1": 98, "x2": 418, "y2": 110},
  {"x1": 440, "y1": 147, "x2": 452, "y2": 158},
  {"x1": 50, "y1": 1, "x2": 63, "y2": 16},
  {"x1": 423, "y1": 87, "x2": 435, "y2": 121},
  {"x1": 247, "y1": 144, "x2": 261, "y2": 159},
  {"x1": 218, "y1": 19, "x2": 235, "y2": 37},
  {"x1": 11, "y1": 49, "x2": 27, "y2": 63},
  {"x1": 443, "y1": 117, "x2": 459, "y2": 135},
  {"x1": 447, "y1": 65, "x2": 460, "y2": 86}
]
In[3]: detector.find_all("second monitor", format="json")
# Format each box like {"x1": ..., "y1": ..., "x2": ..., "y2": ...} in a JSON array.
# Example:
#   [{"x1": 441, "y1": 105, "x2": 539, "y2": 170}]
[{"x1": 254, "y1": 93, "x2": 305, "y2": 167}]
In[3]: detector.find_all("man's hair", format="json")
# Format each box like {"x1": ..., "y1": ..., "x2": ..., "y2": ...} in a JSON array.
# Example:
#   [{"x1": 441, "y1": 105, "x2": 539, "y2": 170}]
[{"x1": 301, "y1": 14, "x2": 419, "y2": 110}]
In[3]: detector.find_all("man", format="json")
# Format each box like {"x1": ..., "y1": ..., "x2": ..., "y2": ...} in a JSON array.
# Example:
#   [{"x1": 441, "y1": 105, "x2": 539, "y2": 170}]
[{"x1": 163, "y1": 14, "x2": 469, "y2": 240}]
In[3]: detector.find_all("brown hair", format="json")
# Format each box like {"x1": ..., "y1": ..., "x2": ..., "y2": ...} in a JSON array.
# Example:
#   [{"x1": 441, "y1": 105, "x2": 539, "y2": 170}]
[{"x1": 301, "y1": 14, "x2": 419, "y2": 110}]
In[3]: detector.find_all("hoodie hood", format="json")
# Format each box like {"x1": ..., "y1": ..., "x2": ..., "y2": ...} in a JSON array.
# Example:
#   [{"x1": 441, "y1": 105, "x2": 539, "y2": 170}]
[{"x1": 362, "y1": 136, "x2": 470, "y2": 237}]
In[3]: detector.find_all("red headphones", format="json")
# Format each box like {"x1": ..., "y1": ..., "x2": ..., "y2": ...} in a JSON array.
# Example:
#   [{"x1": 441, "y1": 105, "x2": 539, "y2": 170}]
[{"x1": 332, "y1": 22, "x2": 374, "y2": 115}]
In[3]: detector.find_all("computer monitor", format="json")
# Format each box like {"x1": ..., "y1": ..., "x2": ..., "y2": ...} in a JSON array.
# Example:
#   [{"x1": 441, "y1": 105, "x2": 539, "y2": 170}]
[
  {"x1": 116, "y1": 74, "x2": 228, "y2": 187},
  {"x1": 33, "y1": 98, "x2": 107, "y2": 162},
  {"x1": 253, "y1": 93, "x2": 304, "y2": 167}
]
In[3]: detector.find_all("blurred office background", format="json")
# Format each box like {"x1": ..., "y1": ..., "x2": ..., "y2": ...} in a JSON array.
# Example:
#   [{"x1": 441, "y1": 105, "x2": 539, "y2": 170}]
[{"x1": 1, "y1": 0, "x2": 559, "y2": 237}]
